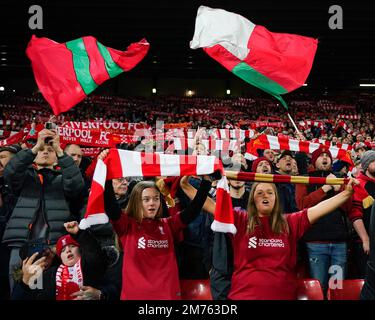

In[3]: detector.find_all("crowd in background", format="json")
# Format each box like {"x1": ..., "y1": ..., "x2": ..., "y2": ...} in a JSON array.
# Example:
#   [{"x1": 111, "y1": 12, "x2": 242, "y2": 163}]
[{"x1": 0, "y1": 92, "x2": 374, "y2": 300}]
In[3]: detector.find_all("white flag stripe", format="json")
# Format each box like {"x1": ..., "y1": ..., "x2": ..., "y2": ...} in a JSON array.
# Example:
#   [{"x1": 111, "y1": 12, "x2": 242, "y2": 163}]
[
  {"x1": 215, "y1": 139, "x2": 223, "y2": 150},
  {"x1": 119, "y1": 150, "x2": 143, "y2": 176},
  {"x1": 190, "y1": 6, "x2": 255, "y2": 60},
  {"x1": 93, "y1": 159, "x2": 107, "y2": 188},
  {"x1": 288, "y1": 139, "x2": 299, "y2": 152},
  {"x1": 330, "y1": 147, "x2": 339, "y2": 159},
  {"x1": 173, "y1": 138, "x2": 182, "y2": 150},
  {"x1": 159, "y1": 154, "x2": 181, "y2": 176},
  {"x1": 268, "y1": 135, "x2": 280, "y2": 151},
  {"x1": 197, "y1": 155, "x2": 216, "y2": 175}
]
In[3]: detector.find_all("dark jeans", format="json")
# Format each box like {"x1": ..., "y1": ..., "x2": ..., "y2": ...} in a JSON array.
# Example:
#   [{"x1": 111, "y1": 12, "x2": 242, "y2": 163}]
[{"x1": 306, "y1": 242, "x2": 347, "y2": 292}]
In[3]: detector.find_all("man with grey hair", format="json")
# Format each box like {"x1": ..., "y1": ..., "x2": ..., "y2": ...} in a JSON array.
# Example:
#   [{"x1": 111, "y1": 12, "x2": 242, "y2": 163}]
[{"x1": 350, "y1": 150, "x2": 375, "y2": 278}]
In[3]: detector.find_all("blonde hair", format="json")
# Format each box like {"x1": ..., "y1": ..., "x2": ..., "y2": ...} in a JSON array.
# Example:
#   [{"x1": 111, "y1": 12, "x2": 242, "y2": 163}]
[
  {"x1": 125, "y1": 181, "x2": 162, "y2": 222},
  {"x1": 246, "y1": 182, "x2": 288, "y2": 234}
]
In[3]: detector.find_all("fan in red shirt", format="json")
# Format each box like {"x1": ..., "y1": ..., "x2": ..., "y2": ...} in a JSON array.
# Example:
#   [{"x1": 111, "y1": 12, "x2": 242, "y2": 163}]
[
  {"x1": 99, "y1": 151, "x2": 214, "y2": 300},
  {"x1": 227, "y1": 179, "x2": 357, "y2": 300}
]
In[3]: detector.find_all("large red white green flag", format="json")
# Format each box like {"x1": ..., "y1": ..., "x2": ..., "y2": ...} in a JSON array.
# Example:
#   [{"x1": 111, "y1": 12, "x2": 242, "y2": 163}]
[
  {"x1": 26, "y1": 35, "x2": 149, "y2": 115},
  {"x1": 190, "y1": 6, "x2": 318, "y2": 109}
]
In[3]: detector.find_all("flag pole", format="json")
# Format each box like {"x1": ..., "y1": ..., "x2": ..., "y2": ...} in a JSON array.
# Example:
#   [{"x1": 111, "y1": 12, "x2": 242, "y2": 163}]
[{"x1": 287, "y1": 112, "x2": 301, "y2": 134}]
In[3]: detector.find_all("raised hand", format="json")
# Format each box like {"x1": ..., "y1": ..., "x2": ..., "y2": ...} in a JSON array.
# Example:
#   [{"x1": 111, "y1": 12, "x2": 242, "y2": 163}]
[
  {"x1": 98, "y1": 149, "x2": 110, "y2": 161},
  {"x1": 22, "y1": 252, "x2": 47, "y2": 286},
  {"x1": 64, "y1": 221, "x2": 80, "y2": 234}
]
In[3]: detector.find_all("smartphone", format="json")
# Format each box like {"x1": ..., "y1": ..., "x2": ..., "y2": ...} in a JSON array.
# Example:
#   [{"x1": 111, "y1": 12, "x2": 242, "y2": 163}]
[
  {"x1": 44, "y1": 122, "x2": 57, "y2": 144},
  {"x1": 45, "y1": 122, "x2": 56, "y2": 130},
  {"x1": 19, "y1": 241, "x2": 49, "y2": 261}
]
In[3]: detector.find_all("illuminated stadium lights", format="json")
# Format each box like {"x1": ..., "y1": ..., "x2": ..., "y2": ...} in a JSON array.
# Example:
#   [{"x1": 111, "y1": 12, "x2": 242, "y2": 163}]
[
  {"x1": 186, "y1": 90, "x2": 194, "y2": 97},
  {"x1": 152, "y1": 88, "x2": 157, "y2": 94},
  {"x1": 226, "y1": 89, "x2": 231, "y2": 95},
  {"x1": 302, "y1": 83, "x2": 308, "y2": 86},
  {"x1": 0, "y1": 86, "x2": 4, "y2": 91},
  {"x1": 359, "y1": 84, "x2": 375, "y2": 87}
]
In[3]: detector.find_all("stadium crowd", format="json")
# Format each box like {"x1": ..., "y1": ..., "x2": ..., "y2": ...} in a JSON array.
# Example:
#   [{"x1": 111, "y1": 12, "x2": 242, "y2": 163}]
[{"x1": 0, "y1": 92, "x2": 374, "y2": 300}]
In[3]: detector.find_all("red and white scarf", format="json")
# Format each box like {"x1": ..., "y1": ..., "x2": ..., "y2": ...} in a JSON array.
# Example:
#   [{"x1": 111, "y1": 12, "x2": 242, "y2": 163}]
[
  {"x1": 79, "y1": 149, "x2": 236, "y2": 234},
  {"x1": 245, "y1": 134, "x2": 354, "y2": 166},
  {"x1": 55, "y1": 259, "x2": 83, "y2": 300}
]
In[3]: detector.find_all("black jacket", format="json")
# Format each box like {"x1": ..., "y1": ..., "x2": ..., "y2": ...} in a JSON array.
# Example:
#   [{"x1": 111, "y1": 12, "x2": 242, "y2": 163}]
[
  {"x1": 11, "y1": 229, "x2": 107, "y2": 300},
  {"x1": 302, "y1": 170, "x2": 348, "y2": 242},
  {"x1": 2, "y1": 149, "x2": 85, "y2": 246}
]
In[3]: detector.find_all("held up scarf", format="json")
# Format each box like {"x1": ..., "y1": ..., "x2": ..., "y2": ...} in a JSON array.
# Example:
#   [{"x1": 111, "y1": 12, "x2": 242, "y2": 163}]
[{"x1": 79, "y1": 149, "x2": 236, "y2": 234}]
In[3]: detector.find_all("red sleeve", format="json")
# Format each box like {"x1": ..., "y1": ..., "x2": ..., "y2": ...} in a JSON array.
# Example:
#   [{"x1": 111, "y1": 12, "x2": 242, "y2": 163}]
[
  {"x1": 286, "y1": 209, "x2": 311, "y2": 241},
  {"x1": 295, "y1": 184, "x2": 326, "y2": 209},
  {"x1": 110, "y1": 213, "x2": 130, "y2": 238},
  {"x1": 348, "y1": 199, "x2": 364, "y2": 222},
  {"x1": 233, "y1": 208, "x2": 248, "y2": 231},
  {"x1": 165, "y1": 213, "x2": 186, "y2": 242}
]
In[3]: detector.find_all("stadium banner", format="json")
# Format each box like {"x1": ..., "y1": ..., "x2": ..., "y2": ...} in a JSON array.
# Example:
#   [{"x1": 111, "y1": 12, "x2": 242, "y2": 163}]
[{"x1": 61, "y1": 121, "x2": 151, "y2": 135}]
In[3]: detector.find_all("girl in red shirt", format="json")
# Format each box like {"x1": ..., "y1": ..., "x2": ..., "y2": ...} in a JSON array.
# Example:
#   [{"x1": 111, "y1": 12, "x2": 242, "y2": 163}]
[
  {"x1": 228, "y1": 180, "x2": 357, "y2": 300},
  {"x1": 103, "y1": 175, "x2": 212, "y2": 300},
  {"x1": 182, "y1": 178, "x2": 358, "y2": 300}
]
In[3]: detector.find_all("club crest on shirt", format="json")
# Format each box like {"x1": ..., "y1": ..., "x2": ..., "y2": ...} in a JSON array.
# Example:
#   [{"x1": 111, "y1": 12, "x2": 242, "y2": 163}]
[{"x1": 159, "y1": 226, "x2": 165, "y2": 235}]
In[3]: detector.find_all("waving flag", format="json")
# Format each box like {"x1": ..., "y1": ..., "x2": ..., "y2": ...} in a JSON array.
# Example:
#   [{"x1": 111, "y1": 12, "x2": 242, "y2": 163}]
[
  {"x1": 79, "y1": 149, "x2": 236, "y2": 234},
  {"x1": 190, "y1": 6, "x2": 318, "y2": 109},
  {"x1": 27, "y1": 35, "x2": 149, "y2": 115}
]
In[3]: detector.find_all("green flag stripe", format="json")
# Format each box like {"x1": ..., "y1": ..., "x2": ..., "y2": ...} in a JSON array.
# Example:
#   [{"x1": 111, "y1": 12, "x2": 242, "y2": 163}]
[
  {"x1": 66, "y1": 38, "x2": 98, "y2": 95},
  {"x1": 232, "y1": 62, "x2": 289, "y2": 109},
  {"x1": 96, "y1": 42, "x2": 123, "y2": 78}
]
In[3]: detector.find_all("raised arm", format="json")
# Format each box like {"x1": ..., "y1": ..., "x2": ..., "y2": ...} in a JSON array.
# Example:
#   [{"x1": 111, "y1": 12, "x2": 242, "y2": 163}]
[
  {"x1": 180, "y1": 176, "x2": 216, "y2": 214},
  {"x1": 307, "y1": 178, "x2": 357, "y2": 224},
  {"x1": 180, "y1": 177, "x2": 212, "y2": 225},
  {"x1": 104, "y1": 180, "x2": 123, "y2": 221}
]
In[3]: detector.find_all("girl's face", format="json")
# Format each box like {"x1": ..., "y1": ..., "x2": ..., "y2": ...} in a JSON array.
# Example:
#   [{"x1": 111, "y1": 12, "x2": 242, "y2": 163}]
[
  {"x1": 141, "y1": 188, "x2": 161, "y2": 219},
  {"x1": 253, "y1": 183, "x2": 276, "y2": 216},
  {"x1": 60, "y1": 245, "x2": 80, "y2": 267}
]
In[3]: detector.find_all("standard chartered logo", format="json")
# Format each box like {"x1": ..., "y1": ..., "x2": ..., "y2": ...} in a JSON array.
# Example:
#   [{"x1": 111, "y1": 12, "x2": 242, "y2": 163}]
[
  {"x1": 138, "y1": 237, "x2": 146, "y2": 249},
  {"x1": 248, "y1": 236, "x2": 257, "y2": 249},
  {"x1": 137, "y1": 237, "x2": 169, "y2": 249},
  {"x1": 248, "y1": 237, "x2": 285, "y2": 249}
]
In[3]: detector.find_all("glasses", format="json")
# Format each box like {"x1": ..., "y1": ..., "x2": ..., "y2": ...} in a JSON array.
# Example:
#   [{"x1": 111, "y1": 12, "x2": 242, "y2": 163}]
[{"x1": 115, "y1": 178, "x2": 128, "y2": 184}]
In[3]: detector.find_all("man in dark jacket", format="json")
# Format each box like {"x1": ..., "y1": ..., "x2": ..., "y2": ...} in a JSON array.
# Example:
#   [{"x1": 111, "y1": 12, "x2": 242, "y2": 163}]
[
  {"x1": 275, "y1": 150, "x2": 299, "y2": 213},
  {"x1": 296, "y1": 147, "x2": 351, "y2": 294},
  {"x1": 3, "y1": 129, "x2": 84, "y2": 292}
]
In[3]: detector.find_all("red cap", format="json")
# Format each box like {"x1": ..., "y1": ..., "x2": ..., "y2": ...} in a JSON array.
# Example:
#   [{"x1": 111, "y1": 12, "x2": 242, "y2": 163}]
[
  {"x1": 251, "y1": 157, "x2": 273, "y2": 172},
  {"x1": 311, "y1": 147, "x2": 333, "y2": 167},
  {"x1": 56, "y1": 234, "x2": 79, "y2": 256}
]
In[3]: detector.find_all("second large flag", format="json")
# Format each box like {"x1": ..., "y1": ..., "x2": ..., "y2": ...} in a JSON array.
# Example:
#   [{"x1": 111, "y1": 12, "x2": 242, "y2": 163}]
[
  {"x1": 190, "y1": 6, "x2": 318, "y2": 109},
  {"x1": 27, "y1": 35, "x2": 150, "y2": 115}
]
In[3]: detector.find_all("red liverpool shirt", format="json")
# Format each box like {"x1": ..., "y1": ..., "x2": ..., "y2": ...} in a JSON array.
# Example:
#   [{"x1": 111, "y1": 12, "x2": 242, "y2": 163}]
[
  {"x1": 111, "y1": 213, "x2": 185, "y2": 300},
  {"x1": 228, "y1": 209, "x2": 311, "y2": 300}
]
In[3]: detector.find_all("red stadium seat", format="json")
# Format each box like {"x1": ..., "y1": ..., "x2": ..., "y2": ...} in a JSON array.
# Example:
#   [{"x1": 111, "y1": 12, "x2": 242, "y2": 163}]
[
  {"x1": 297, "y1": 279, "x2": 324, "y2": 300},
  {"x1": 327, "y1": 279, "x2": 364, "y2": 300},
  {"x1": 180, "y1": 279, "x2": 213, "y2": 300}
]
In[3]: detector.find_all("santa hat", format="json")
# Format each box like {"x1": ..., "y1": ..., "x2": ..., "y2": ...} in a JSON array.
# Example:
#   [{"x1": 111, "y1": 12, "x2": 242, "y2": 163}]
[
  {"x1": 311, "y1": 147, "x2": 333, "y2": 167},
  {"x1": 56, "y1": 235, "x2": 79, "y2": 257}
]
